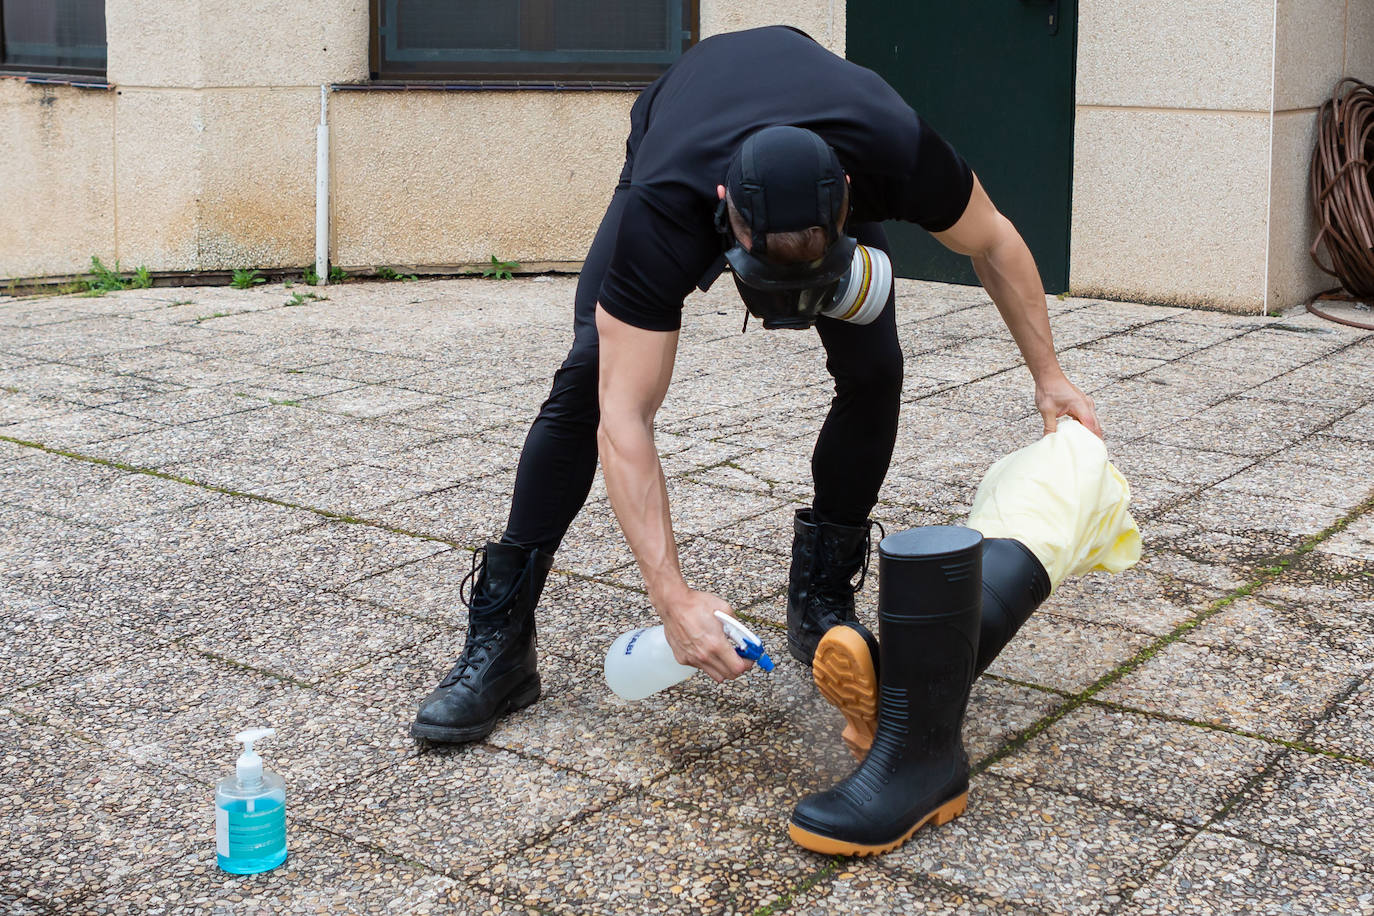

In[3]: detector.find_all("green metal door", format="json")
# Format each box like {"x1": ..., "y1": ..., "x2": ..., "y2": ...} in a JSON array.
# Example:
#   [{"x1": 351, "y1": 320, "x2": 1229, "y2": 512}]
[{"x1": 847, "y1": 1, "x2": 1076, "y2": 292}]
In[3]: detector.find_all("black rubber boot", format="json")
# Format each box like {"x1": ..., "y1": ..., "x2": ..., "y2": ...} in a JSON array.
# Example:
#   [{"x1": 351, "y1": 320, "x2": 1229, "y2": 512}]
[
  {"x1": 811, "y1": 537, "x2": 1050, "y2": 760},
  {"x1": 975, "y1": 537, "x2": 1051, "y2": 677},
  {"x1": 789, "y1": 525, "x2": 982, "y2": 856},
  {"x1": 410, "y1": 542, "x2": 554, "y2": 744},
  {"x1": 787, "y1": 509, "x2": 876, "y2": 666}
]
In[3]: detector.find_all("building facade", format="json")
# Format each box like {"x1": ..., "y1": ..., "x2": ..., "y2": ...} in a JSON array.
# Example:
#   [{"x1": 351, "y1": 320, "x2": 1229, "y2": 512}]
[{"x1": 2, "y1": 1, "x2": 1370, "y2": 313}]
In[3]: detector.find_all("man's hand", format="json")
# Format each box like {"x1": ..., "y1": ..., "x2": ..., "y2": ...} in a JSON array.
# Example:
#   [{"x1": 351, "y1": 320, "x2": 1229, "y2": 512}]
[
  {"x1": 658, "y1": 588, "x2": 754, "y2": 683},
  {"x1": 1036, "y1": 371, "x2": 1102, "y2": 438}
]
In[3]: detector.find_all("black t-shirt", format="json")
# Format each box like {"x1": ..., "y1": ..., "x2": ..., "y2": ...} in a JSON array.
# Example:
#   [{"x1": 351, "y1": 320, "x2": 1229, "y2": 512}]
[{"x1": 598, "y1": 25, "x2": 975, "y2": 332}]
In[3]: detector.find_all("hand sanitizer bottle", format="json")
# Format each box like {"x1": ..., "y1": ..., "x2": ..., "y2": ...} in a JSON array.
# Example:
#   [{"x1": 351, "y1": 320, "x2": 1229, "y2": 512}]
[
  {"x1": 215, "y1": 728, "x2": 287, "y2": 874},
  {"x1": 604, "y1": 610, "x2": 775, "y2": 700}
]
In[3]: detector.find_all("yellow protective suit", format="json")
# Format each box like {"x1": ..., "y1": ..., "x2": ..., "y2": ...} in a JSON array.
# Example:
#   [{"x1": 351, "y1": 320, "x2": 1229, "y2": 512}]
[{"x1": 967, "y1": 418, "x2": 1141, "y2": 592}]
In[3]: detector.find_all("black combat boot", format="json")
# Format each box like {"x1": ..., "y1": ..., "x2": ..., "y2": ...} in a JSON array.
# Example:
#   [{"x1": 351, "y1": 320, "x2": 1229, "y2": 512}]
[
  {"x1": 410, "y1": 542, "x2": 554, "y2": 744},
  {"x1": 787, "y1": 508, "x2": 877, "y2": 666},
  {"x1": 789, "y1": 526, "x2": 982, "y2": 856}
]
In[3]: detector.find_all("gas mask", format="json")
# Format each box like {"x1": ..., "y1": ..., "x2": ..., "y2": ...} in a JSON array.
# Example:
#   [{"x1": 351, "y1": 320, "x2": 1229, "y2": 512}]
[{"x1": 716, "y1": 126, "x2": 893, "y2": 330}]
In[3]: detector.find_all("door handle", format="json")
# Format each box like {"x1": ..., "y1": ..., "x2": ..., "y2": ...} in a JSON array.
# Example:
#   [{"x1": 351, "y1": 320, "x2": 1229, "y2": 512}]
[{"x1": 1020, "y1": 0, "x2": 1060, "y2": 36}]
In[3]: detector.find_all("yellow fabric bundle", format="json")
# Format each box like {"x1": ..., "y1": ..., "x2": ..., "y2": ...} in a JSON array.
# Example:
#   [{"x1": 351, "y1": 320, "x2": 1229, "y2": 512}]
[{"x1": 967, "y1": 418, "x2": 1141, "y2": 592}]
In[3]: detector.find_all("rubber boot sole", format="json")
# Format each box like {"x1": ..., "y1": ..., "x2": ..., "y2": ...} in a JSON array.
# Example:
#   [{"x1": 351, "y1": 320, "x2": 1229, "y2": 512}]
[
  {"x1": 409, "y1": 675, "x2": 541, "y2": 744},
  {"x1": 787, "y1": 791, "x2": 968, "y2": 856},
  {"x1": 812, "y1": 626, "x2": 878, "y2": 760}
]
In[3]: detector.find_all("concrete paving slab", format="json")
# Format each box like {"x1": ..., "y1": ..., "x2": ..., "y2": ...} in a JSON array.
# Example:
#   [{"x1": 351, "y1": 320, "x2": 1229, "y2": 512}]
[
  {"x1": 788, "y1": 867, "x2": 1037, "y2": 915},
  {"x1": 1046, "y1": 567, "x2": 1223, "y2": 636},
  {"x1": 989, "y1": 706, "x2": 1279, "y2": 827},
  {"x1": 4, "y1": 280, "x2": 1374, "y2": 912},
  {"x1": 186, "y1": 591, "x2": 443, "y2": 685},
  {"x1": 983, "y1": 614, "x2": 1157, "y2": 694},
  {"x1": 81, "y1": 828, "x2": 483, "y2": 916},
  {"x1": 471, "y1": 792, "x2": 816, "y2": 915},
  {"x1": 1097, "y1": 641, "x2": 1367, "y2": 742},
  {"x1": 1216, "y1": 751, "x2": 1374, "y2": 871},
  {"x1": 1118, "y1": 830, "x2": 1374, "y2": 916},
  {"x1": 231, "y1": 521, "x2": 448, "y2": 591},
  {"x1": 883, "y1": 776, "x2": 1190, "y2": 916},
  {"x1": 0, "y1": 711, "x2": 208, "y2": 911},
  {"x1": 298, "y1": 745, "x2": 616, "y2": 878}
]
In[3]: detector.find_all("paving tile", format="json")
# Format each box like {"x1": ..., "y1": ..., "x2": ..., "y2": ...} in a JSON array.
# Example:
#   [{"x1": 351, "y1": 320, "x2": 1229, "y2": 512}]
[
  {"x1": 302, "y1": 384, "x2": 446, "y2": 419},
  {"x1": 964, "y1": 678, "x2": 1068, "y2": 763},
  {"x1": 555, "y1": 499, "x2": 639, "y2": 577},
  {"x1": 1109, "y1": 443, "x2": 1253, "y2": 489},
  {"x1": 1316, "y1": 510, "x2": 1374, "y2": 562},
  {"x1": 0, "y1": 362, "x2": 179, "y2": 407},
  {"x1": 367, "y1": 483, "x2": 510, "y2": 545},
  {"x1": 99, "y1": 389, "x2": 267, "y2": 425},
  {"x1": 787, "y1": 866, "x2": 1037, "y2": 916},
  {"x1": 601, "y1": 539, "x2": 788, "y2": 613},
  {"x1": 883, "y1": 775, "x2": 1189, "y2": 916},
  {"x1": 982, "y1": 614, "x2": 1156, "y2": 694},
  {"x1": 0, "y1": 406, "x2": 163, "y2": 448},
  {"x1": 303, "y1": 353, "x2": 438, "y2": 385},
  {"x1": 1148, "y1": 398, "x2": 1345, "y2": 458},
  {"x1": 232, "y1": 370, "x2": 363, "y2": 401},
  {"x1": 1172, "y1": 488, "x2": 1348, "y2": 541},
  {"x1": 372, "y1": 433, "x2": 524, "y2": 491},
  {"x1": 489, "y1": 657, "x2": 780, "y2": 788},
  {"x1": 536, "y1": 574, "x2": 656, "y2": 663},
  {"x1": 1216, "y1": 750, "x2": 1374, "y2": 870},
  {"x1": 385, "y1": 395, "x2": 527, "y2": 436},
  {"x1": 1184, "y1": 596, "x2": 1374, "y2": 661},
  {"x1": 140, "y1": 356, "x2": 278, "y2": 389},
  {"x1": 230, "y1": 520, "x2": 449, "y2": 591},
  {"x1": 990, "y1": 706, "x2": 1279, "y2": 827},
  {"x1": 1097, "y1": 641, "x2": 1365, "y2": 742},
  {"x1": 341, "y1": 547, "x2": 473, "y2": 621},
  {"x1": 81, "y1": 828, "x2": 492, "y2": 916},
  {"x1": 0, "y1": 711, "x2": 208, "y2": 911},
  {"x1": 1326, "y1": 402, "x2": 1374, "y2": 441},
  {"x1": 3, "y1": 462, "x2": 208, "y2": 525},
  {"x1": 1119, "y1": 830, "x2": 1374, "y2": 916},
  {"x1": 258, "y1": 461, "x2": 439, "y2": 516},
  {"x1": 186, "y1": 591, "x2": 442, "y2": 685},
  {"x1": 298, "y1": 745, "x2": 615, "y2": 877},
  {"x1": 1046, "y1": 567, "x2": 1222, "y2": 637},
  {"x1": 1134, "y1": 549, "x2": 1250, "y2": 592},
  {"x1": 1308, "y1": 675, "x2": 1374, "y2": 759},
  {"x1": 472, "y1": 792, "x2": 816, "y2": 915},
  {"x1": 0, "y1": 591, "x2": 168, "y2": 693}
]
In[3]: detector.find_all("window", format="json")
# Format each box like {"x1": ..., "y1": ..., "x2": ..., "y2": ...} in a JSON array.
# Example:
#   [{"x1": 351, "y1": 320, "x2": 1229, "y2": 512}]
[
  {"x1": 371, "y1": 0, "x2": 696, "y2": 84},
  {"x1": 1, "y1": 0, "x2": 107, "y2": 77}
]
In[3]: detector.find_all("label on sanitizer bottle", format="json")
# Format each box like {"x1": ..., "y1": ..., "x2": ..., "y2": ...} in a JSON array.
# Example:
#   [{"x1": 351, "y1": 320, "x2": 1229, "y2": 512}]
[{"x1": 216, "y1": 807, "x2": 229, "y2": 856}]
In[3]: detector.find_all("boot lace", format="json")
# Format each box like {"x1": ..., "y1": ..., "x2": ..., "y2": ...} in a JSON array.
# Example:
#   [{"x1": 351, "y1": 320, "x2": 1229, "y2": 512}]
[
  {"x1": 813, "y1": 519, "x2": 885, "y2": 616},
  {"x1": 440, "y1": 546, "x2": 509, "y2": 688}
]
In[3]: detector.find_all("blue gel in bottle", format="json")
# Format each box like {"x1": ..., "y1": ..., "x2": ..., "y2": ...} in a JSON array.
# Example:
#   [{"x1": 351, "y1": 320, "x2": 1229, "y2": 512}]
[{"x1": 215, "y1": 728, "x2": 287, "y2": 874}]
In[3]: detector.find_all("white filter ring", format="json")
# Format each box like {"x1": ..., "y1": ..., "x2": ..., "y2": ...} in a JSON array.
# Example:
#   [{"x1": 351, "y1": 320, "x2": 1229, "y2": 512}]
[{"x1": 823, "y1": 244, "x2": 892, "y2": 326}]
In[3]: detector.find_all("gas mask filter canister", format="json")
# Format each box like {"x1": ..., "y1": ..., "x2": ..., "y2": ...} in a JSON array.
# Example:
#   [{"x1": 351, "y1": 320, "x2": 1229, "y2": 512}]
[{"x1": 819, "y1": 243, "x2": 892, "y2": 326}]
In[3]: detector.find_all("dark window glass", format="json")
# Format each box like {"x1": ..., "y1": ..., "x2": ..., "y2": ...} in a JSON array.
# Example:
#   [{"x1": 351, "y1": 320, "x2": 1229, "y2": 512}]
[
  {"x1": 1, "y1": 0, "x2": 108, "y2": 76},
  {"x1": 374, "y1": 0, "x2": 695, "y2": 83}
]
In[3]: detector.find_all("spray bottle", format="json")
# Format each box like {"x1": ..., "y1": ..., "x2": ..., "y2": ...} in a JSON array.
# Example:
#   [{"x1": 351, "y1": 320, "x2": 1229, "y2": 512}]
[
  {"x1": 604, "y1": 610, "x2": 775, "y2": 700},
  {"x1": 215, "y1": 728, "x2": 288, "y2": 874}
]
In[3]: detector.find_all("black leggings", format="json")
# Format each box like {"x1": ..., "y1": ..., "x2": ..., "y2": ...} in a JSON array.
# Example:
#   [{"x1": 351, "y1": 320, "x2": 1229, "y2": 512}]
[{"x1": 502, "y1": 189, "x2": 903, "y2": 552}]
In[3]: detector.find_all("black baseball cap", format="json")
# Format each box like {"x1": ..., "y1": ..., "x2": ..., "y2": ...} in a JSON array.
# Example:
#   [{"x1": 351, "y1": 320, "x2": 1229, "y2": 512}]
[{"x1": 722, "y1": 125, "x2": 854, "y2": 289}]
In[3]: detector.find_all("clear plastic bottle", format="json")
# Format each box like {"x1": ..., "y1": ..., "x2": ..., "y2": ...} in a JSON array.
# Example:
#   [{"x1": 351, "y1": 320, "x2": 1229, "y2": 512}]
[
  {"x1": 604, "y1": 610, "x2": 774, "y2": 700},
  {"x1": 215, "y1": 728, "x2": 288, "y2": 875}
]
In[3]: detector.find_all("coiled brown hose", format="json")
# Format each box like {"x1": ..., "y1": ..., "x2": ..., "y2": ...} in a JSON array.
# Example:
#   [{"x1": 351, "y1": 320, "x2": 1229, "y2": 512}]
[{"x1": 1310, "y1": 79, "x2": 1374, "y2": 315}]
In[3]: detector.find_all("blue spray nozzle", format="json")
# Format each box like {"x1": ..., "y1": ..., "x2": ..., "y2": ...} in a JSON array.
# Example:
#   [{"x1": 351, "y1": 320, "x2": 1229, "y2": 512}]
[{"x1": 713, "y1": 610, "x2": 774, "y2": 673}]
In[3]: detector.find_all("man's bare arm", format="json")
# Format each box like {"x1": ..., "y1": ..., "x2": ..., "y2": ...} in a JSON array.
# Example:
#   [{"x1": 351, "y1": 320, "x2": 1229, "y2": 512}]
[
  {"x1": 594, "y1": 304, "x2": 752, "y2": 683},
  {"x1": 933, "y1": 175, "x2": 1101, "y2": 437}
]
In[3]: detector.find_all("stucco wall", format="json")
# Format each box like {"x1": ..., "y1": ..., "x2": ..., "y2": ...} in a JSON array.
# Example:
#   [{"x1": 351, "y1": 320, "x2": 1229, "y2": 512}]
[
  {"x1": 1071, "y1": 0, "x2": 1366, "y2": 313},
  {"x1": 0, "y1": 1, "x2": 843, "y2": 282}
]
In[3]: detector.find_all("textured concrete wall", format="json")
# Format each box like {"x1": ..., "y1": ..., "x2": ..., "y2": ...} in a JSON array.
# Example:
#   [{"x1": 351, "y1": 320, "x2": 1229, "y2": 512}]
[
  {"x1": 1, "y1": 0, "x2": 843, "y2": 281},
  {"x1": 0, "y1": 81, "x2": 115, "y2": 279},
  {"x1": 1072, "y1": 0, "x2": 1360, "y2": 313}
]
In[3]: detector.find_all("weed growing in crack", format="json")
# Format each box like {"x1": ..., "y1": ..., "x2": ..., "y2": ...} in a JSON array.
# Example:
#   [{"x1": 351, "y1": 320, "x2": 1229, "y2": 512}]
[{"x1": 230, "y1": 269, "x2": 265, "y2": 290}]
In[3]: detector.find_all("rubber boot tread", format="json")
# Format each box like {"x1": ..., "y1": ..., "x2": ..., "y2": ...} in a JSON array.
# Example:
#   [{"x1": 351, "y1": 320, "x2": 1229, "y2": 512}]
[{"x1": 812, "y1": 627, "x2": 878, "y2": 760}]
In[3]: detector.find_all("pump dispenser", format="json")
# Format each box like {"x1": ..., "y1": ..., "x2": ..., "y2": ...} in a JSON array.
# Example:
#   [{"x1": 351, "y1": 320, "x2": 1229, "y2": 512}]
[{"x1": 215, "y1": 728, "x2": 287, "y2": 874}]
